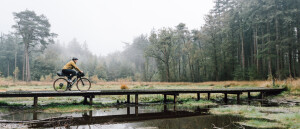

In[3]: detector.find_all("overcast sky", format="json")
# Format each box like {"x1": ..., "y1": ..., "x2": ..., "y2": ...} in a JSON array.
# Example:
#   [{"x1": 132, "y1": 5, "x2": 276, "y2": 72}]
[{"x1": 0, "y1": 0, "x2": 214, "y2": 56}]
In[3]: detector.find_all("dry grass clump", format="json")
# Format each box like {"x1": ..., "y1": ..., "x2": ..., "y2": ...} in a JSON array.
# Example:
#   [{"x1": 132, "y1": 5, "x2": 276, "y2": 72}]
[{"x1": 120, "y1": 84, "x2": 129, "y2": 90}]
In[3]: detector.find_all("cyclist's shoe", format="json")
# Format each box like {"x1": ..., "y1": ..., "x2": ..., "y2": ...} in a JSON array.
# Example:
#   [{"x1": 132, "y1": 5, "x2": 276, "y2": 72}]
[{"x1": 67, "y1": 79, "x2": 72, "y2": 83}]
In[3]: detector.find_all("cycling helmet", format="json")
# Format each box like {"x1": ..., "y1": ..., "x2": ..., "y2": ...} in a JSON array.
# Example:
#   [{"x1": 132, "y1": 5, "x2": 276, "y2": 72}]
[{"x1": 72, "y1": 57, "x2": 78, "y2": 60}]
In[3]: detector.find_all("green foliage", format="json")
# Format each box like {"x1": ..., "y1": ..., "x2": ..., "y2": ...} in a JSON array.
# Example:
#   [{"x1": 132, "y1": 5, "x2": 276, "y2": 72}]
[
  {"x1": 1, "y1": 0, "x2": 300, "y2": 82},
  {"x1": 13, "y1": 67, "x2": 19, "y2": 81},
  {"x1": 248, "y1": 66, "x2": 259, "y2": 81},
  {"x1": 233, "y1": 66, "x2": 246, "y2": 81}
]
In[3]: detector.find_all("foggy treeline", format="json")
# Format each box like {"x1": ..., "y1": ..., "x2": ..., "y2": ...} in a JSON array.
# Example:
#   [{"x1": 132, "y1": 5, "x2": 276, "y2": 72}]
[{"x1": 1, "y1": 0, "x2": 300, "y2": 82}]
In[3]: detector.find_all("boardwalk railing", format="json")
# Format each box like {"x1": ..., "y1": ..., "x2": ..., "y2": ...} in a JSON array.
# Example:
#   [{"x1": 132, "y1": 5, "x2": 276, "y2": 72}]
[{"x1": 0, "y1": 88, "x2": 285, "y2": 107}]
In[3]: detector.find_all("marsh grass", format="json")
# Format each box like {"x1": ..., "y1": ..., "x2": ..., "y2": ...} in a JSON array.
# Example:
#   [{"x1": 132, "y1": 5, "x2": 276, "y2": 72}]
[
  {"x1": 239, "y1": 120, "x2": 285, "y2": 129},
  {"x1": 211, "y1": 105, "x2": 300, "y2": 128},
  {"x1": 178, "y1": 98, "x2": 216, "y2": 106}
]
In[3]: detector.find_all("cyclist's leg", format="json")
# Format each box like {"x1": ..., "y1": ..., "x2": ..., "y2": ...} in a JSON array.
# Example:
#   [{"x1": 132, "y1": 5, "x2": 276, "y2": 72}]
[
  {"x1": 69, "y1": 70, "x2": 77, "y2": 79},
  {"x1": 62, "y1": 69, "x2": 76, "y2": 81}
]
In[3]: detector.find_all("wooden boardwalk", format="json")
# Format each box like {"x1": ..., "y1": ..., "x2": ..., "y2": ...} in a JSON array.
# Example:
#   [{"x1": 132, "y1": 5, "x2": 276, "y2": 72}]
[{"x1": 0, "y1": 88, "x2": 285, "y2": 107}]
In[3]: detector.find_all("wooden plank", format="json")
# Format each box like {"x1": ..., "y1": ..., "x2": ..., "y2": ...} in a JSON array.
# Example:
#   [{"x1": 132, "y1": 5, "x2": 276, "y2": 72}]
[{"x1": 0, "y1": 88, "x2": 284, "y2": 97}]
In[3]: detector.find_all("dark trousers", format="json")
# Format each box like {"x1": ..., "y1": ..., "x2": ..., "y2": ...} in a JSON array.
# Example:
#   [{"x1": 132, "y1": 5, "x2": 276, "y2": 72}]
[{"x1": 62, "y1": 69, "x2": 76, "y2": 80}]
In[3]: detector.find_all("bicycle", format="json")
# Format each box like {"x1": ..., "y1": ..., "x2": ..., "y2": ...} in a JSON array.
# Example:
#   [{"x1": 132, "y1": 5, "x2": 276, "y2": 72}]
[{"x1": 53, "y1": 71, "x2": 91, "y2": 92}]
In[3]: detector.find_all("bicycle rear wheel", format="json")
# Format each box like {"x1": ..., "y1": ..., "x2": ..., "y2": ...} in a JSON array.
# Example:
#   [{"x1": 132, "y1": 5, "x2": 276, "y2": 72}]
[
  {"x1": 76, "y1": 78, "x2": 91, "y2": 92},
  {"x1": 53, "y1": 78, "x2": 69, "y2": 92}
]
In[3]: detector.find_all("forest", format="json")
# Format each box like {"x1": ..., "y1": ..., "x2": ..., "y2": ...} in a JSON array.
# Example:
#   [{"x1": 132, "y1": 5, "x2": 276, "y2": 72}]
[{"x1": 0, "y1": 0, "x2": 299, "y2": 82}]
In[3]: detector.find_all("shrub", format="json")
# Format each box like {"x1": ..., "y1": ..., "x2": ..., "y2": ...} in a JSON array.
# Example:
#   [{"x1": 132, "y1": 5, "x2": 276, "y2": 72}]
[
  {"x1": 120, "y1": 84, "x2": 129, "y2": 90},
  {"x1": 90, "y1": 75, "x2": 100, "y2": 83}
]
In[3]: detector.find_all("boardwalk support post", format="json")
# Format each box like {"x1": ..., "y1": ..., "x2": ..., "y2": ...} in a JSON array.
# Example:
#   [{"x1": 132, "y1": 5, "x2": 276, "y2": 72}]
[
  {"x1": 173, "y1": 94, "x2": 177, "y2": 103},
  {"x1": 33, "y1": 97, "x2": 38, "y2": 107},
  {"x1": 207, "y1": 93, "x2": 210, "y2": 100},
  {"x1": 224, "y1": 93, "x2": 228, "y2": 104},
  {"x1": 89, "y1": 95, "x2": 94, "y2": 105},
  {"x1": 135, "y1": 94, "x2": 138, "y2": 104},
  {"x1": 197, "y1": 93, "x2": 200, "y2": 101},
  {"x1": 237, "y1": 93, "x2": 240, "y2": 104},
  {"x1": 135, "y1": 105, "x2": 138, "y2": 116},
  {"x1": 248, "y1": 92, "x2": 251, "y2": 99},
  {"x1": 127, "y1": 94, "x2": 130, "y2": 103},
  {"x1": 164, "y1": 94, "x2": 167, "y2": 103},
  {"x1": 83, "y1": 96, "x2": 88, "y2": 105},
  {"x1": 260, "y1": 92, "x2": 264, "y2": 99}
]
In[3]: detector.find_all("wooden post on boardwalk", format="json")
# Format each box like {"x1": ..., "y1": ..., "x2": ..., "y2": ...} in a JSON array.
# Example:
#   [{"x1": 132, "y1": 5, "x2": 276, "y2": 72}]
[
  {"x1": 127, "y1": 94, "x2": 130, "y2": 103},
  {"x1": 197, "y1": 93, "x2": 200, "y2": 101},
  {"x1": 248, "y1": 92, "x2": 251, "y2": 99},
  {"x1": 207, "y1": 93, "x2": 210, "y2": 100},
  {"x1": 135, "y1": 94, "x2": 138, "y2": 104},
  {"x1": 33, "y1": 97, "x2": 38, "y2": 107},
  {"x1": 173, "y1": 95, "x2": 177, "y2": 103},
  {"x1": 237, "y1": 93, "x2": 240, "y2": 104},
  {"x1": 224, "y1": 93, "x2": 228, "y2": 104}
]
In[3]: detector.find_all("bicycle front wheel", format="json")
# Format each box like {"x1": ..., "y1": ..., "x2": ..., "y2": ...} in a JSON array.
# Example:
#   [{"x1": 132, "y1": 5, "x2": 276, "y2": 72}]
[
  {"x1": 53, "y1": 78, "x2": 69, "y2": 92},
  {"x1": 77, "y1": 78, "x2": 91, "y2": 92}
]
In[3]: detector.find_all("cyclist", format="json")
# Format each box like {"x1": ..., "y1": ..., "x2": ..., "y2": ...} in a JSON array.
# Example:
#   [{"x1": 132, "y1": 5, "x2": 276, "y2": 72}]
[{"x1": 62, "y1": 57, "x2": 83, "y2": 83}]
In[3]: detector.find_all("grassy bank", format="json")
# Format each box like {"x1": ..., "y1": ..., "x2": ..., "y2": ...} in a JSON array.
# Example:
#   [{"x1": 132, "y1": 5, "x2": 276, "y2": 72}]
[{"x1": 210, "y1": 105, "x2": 300, "y2": 128}]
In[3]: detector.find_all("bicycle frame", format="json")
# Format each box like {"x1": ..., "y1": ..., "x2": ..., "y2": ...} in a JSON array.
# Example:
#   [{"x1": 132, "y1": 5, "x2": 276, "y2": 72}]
[{"x1": 68, "y1": 76, "x2": 85, "y2": 88}]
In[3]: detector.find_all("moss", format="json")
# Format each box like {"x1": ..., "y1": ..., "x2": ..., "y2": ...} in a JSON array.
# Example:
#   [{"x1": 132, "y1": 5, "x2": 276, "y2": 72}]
[{"x1": 0, "y1": 101, "x2": 25, "y2": 106}]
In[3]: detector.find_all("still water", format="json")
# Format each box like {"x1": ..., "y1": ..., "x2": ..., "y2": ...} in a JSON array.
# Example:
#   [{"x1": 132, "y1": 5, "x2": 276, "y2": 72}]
[{"x1": 0, "y1": 104, "x2": 244, "y2": 129}]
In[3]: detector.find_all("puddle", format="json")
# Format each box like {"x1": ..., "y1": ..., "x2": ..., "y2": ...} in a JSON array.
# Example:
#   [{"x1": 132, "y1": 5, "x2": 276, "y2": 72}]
[{"x1": 0, "y1": 104, "x2": 244, "y2": 129}]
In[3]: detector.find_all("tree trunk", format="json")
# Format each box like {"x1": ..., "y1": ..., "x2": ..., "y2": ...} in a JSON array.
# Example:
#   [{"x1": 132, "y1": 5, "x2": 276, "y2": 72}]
[
  {"x1": 212, "y1": 36, "x2": 219, "y2": 81},
  {"x1": 267, "y1": 23, "x2": 272, "y2": 78},
  {"x1": 14, "y1": 52, "x2": 17, "y2": 81},
  {"x1": 288, "y1": 46, "x2": 293, "y2": 78},
  {"x1": 22, "y1": 50, "x2": 25, "y2": 81},
  {"x1": 25, "y1": 43, "x2": 31, "y2": 82},
  {"x1": 166, "y1": 62, "x2": 170, "y2": 82},
  {"x1": 187, "y1": 54, "x2": 194, "y2": 82},
  {"x1": 7, "y1": 59, "x2": 9, "y2": 77},
  {"x1": 255, "y1": 26, "x2": 259, "y2": 73},
  {"x1": 292, "y1": 51, "x2": 296, "y2": 77},
  {"x1": 178, "y1": 58, "x2": 181, "y2": 81},
  {"x1": 253, "y1": 27, "x2": 256, "y2": 66},
  {"x1": 298, "y1": 26, "x2": 300, "y2": 77},
  {"x1": 240, "y1": 24, "x2": 245, "y2": 71},
  {"x1": 297, "y1": 26, "x2": 300, "y2": 76}
]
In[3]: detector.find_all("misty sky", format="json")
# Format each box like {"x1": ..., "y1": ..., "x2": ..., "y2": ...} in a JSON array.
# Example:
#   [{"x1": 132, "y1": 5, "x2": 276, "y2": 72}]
[{"x1": 0, "y1": 0, "x2": 214, "y2": 56}]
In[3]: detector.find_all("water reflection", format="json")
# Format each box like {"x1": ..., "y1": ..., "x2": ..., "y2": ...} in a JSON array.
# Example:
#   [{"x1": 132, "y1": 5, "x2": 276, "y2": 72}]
[{"x1": 0, "y1": 104, "x2": 244, "y2": 129}]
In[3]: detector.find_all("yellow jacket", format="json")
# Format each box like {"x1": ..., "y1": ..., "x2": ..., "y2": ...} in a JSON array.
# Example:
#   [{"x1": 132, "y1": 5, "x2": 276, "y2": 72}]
[{"x1": 63, "y1": 60, "x2": 81, "y2": 71}]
